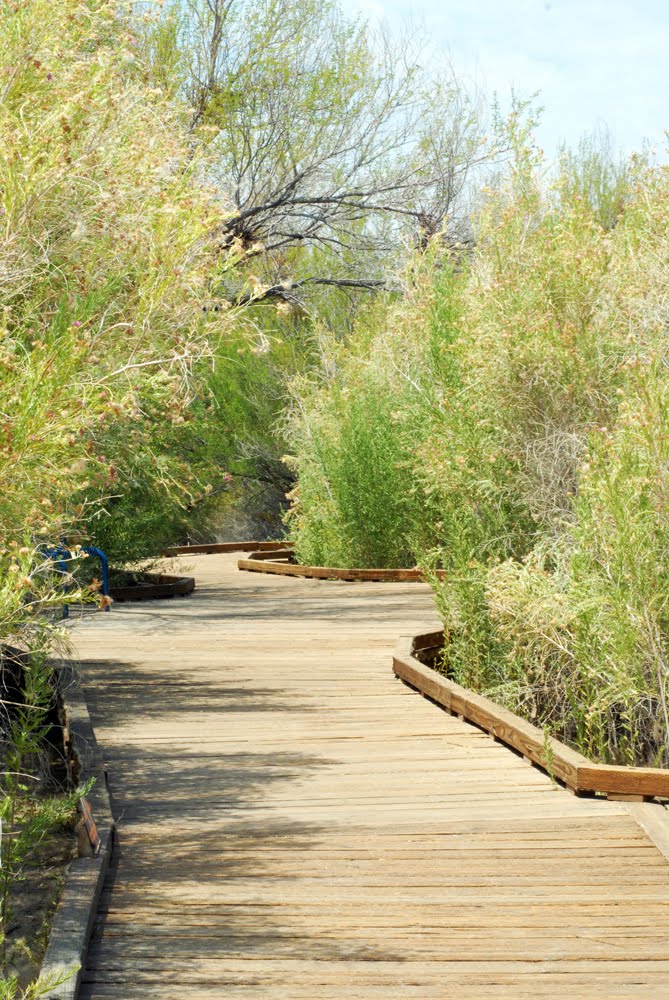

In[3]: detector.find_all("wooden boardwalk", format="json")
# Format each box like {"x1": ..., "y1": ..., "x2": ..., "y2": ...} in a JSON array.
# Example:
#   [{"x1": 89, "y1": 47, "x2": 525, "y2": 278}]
[{"x1": 70, "y1": 552, "x2": 669, "y2": 998}]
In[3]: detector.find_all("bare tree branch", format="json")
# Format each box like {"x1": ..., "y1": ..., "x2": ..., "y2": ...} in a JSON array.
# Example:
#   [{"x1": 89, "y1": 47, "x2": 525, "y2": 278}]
[
  {"x1": 174, "y1": 0, "x2": 506, "y2": 293},
  {"x1": 232, "y1": 275, "x2": 388, "y2": 305}
]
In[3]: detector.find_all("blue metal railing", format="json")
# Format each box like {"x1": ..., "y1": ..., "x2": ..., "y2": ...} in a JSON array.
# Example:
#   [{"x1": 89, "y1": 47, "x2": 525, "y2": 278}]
[{"x1": 43, "y1": 545, "x2": 110, "y2": 618}]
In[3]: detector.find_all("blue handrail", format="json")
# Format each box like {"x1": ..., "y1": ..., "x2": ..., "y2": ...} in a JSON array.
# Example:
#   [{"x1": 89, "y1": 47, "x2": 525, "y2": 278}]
[{"x1": 43, "y1": 544, "x2": 110, "y2": 618}]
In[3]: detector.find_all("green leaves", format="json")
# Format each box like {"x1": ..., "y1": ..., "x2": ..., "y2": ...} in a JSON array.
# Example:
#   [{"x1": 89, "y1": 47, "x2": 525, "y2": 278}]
[{"x1": 285, "y1": 123, "x2": 669, "y2": 768}]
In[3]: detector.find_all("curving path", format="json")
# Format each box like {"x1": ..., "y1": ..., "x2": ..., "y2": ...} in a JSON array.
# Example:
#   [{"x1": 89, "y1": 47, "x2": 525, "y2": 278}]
[{"x1": 70, "y1": 552, "x2": 669, "y2": 998}]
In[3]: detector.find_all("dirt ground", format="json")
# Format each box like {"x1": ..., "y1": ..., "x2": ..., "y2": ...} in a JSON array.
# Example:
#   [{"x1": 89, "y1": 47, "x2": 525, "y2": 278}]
[
  {"x1": 5, "y1": 825, "x2": 77, "y2": 988},
  {"x1": 1, "y1": 650, "x2": 79, "y2": 990}
]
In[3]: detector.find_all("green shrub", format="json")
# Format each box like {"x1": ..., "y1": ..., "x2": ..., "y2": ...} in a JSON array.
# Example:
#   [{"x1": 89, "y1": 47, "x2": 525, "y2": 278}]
[
  {"x1": 0, "y1": 0, "x2": 233, "y2": 557},
  {"x1": 430, "y1": 150, "x2": 669, "y2": 765},
  {"x1": 485, "y1": 365, "x2": 669, "y2": 766},
  {"x1": 286, "y1": 370, "x2": 417, "y2": 567}
]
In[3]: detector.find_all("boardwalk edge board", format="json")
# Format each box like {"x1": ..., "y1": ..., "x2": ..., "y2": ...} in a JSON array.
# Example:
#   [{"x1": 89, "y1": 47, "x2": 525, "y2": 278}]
[
  {"x1": 40, "y1": 663, "x2": 115, "y2": 1000},
  {"x1": 109, "y1": 573, "x2": 195, "y2": 602},
  {"x1": 238, "y1": 553, "x2": 430, "y2": 582},
  {"x1": 394, "y1": 630, "x2": 669, "y2": 802},
  {"x1": 164, "y1": 540, "x2": 290, "y2": 556}
]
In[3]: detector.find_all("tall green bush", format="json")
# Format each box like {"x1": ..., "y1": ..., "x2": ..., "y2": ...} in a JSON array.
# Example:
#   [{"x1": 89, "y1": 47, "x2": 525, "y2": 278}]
[
  {"x1": 286, "y1": 372, "x2": 417, "y2": 567},
  {"x1": 0, "y1": 0, "x2": 233, "y2": 555}
]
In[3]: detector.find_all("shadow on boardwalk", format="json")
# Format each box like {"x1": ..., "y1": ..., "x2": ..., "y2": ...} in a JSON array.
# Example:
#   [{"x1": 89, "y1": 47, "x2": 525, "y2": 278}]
[
  {"x1": 72, "y1": 554, "x2": 669, "y2": 999},
  {"x1": 79, "y1": 660, "x2": 319, "y2": 727}
]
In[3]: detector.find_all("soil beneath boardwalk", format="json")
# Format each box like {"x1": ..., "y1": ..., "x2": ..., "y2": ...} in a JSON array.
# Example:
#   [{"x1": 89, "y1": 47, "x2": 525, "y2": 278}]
[
  {"x1": 5, "y1": 825, "x2": 77, "y2": 988},
  {"x1": 1, "y1": 651, "x2": 78, "y2": 988}
]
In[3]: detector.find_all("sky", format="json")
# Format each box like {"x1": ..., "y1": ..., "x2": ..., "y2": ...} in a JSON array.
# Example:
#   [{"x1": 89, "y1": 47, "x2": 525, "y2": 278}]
[{"x1": 342, "y1": 0, "x2": 669, "y2": 162}]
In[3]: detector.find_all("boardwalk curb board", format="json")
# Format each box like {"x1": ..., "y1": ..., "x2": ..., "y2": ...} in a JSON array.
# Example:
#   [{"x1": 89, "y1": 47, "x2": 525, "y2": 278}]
[
  {"x1": 39, "y1": 664, "x2": 115, "y2": 1000},
  {"x1": 238, "y1": 551, "x2": 433, "y2": 582},
  {"x1": 165, "y1": 540, "x2": 290, "y2": 556},
  {"x1": 394, "y1": 630, "x2": 669, "y2": 801},
  {"x1": 109, "y1": 573, "x2": 195, "y2": 602}
]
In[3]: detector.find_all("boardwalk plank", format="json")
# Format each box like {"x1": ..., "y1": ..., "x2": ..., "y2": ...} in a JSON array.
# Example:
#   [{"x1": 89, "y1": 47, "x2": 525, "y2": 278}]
[{"x1": 70, "y1": 553, "x2": 669, "y2": 998}]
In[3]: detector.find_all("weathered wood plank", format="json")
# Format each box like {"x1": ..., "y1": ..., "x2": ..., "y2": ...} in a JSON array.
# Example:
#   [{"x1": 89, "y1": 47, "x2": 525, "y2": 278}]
[
  {"x1": 39, "y1": 666, "x2": 115, "y2": 1000},
  {"x1": 393, "y1": 644, "x2": 586, "y2": 789},
  {"x1": 109, "y1": 574, "x2": 195, "y2": 602},
  {"x1": 67, "y1": 552, "x2": 669, "y2": 999}
]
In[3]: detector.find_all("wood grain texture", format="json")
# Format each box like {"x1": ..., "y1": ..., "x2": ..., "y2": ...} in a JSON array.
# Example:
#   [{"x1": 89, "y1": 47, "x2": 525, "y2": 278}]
[
  {"x1": 241, "y1": 548, "x2": 297, "y2": 563},
  {"x1": 67, "y1": 554, "x2": 669, "y2": 999},
  {"x1": 238, "y1": 558, "x2": 427, "y2": 581}
]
